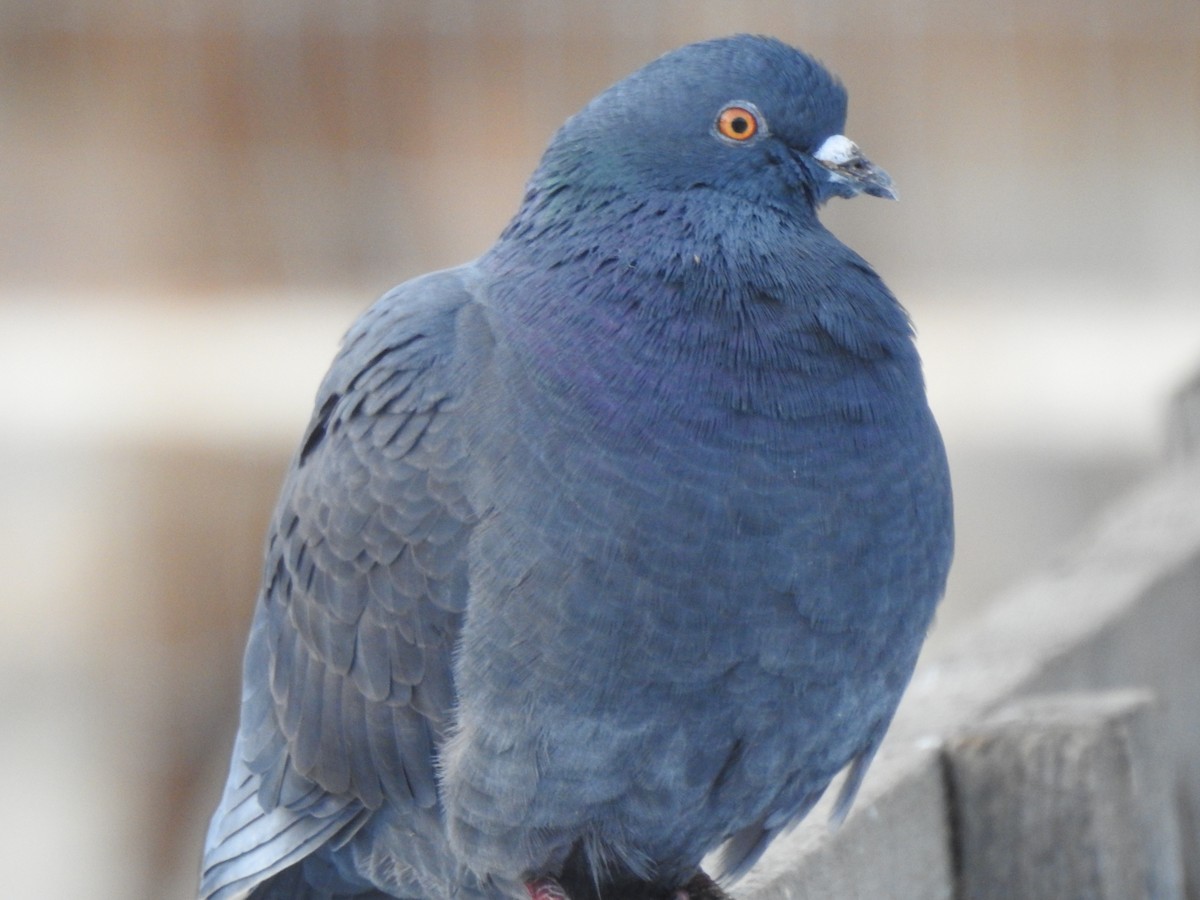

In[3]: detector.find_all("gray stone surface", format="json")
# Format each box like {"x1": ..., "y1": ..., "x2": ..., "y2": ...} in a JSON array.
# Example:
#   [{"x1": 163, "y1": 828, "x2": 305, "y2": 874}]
[
  {"x1": 1168, "y1": 365, "x2": 1200, "y2": 460},
  {"x1": 737, "y1": 749, "x2": 953, "y2": 900},
  {"x1": 946, "y1": 690, "x2": 1183, "y2": 900}
]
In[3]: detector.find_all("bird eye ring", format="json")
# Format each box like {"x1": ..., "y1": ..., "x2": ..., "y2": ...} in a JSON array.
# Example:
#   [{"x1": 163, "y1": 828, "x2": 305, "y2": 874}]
[{"x1": 715, "y1": 104, "x2": 762, "y2": 142}]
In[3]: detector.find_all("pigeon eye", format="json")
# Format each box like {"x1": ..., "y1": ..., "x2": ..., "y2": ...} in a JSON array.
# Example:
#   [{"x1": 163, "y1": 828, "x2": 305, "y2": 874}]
[{"x1": 716, "y1": 105, "x2": 761, "y2": 142}]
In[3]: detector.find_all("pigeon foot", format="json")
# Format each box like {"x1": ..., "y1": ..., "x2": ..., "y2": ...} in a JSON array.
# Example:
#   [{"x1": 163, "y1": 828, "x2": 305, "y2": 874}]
[
  {"x1": 525, "y1": 870, "x2": 731, "y2": 900},
  {"x1": 681, "y1": 872, "x2": 733, "y2": 900},
  {"x1": 527, "y1": 877, "x2": 571, "y2": 900}
]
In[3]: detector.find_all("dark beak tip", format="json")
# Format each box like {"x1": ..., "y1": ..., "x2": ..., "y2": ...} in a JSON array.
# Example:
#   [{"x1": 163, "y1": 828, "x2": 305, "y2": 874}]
[{"x1": 869, "y1": 182, "x2": 899, "y2": 201}]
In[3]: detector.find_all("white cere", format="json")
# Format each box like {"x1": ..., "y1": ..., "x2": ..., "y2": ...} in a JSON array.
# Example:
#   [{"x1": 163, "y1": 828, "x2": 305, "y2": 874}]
[{"x1": 813, "y1": 134, "x2": 861, "y2": 167}]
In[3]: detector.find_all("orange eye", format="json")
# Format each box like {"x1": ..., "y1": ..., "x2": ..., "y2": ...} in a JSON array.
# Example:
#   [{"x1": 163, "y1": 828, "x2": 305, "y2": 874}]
[{"x1": 716, "y1": 105, "x2": 760, "y2": 141}]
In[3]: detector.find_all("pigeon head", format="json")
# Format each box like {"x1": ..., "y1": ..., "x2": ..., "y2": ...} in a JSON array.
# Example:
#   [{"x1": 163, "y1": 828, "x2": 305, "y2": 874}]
[{"x1": 529, "y1": 35, "x2": 895, "y2": 215}]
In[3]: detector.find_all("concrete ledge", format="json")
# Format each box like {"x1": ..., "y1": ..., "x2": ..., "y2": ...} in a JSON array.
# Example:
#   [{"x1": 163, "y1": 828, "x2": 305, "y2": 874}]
[
  {"x1": 946, "y1": 690, "x2": 1183, "y2": 899},
  {"x1": 742, "y1": 459, "x2": 1200, "y2": 898},
  {"x1": 1169, "y1": 365, "x2": 1200, "y2": 460}
]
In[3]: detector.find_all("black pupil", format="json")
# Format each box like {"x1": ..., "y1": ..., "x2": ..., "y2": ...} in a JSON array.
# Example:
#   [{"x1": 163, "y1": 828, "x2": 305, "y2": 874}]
[{"x1": 731, "y1": 116, "x2": 749, "y2": 134}]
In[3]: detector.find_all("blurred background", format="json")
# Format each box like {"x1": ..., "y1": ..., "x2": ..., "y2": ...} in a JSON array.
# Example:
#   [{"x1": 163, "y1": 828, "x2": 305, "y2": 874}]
[{"x1": 2, "y1": 2, "x2": 1199, "y2": 897}]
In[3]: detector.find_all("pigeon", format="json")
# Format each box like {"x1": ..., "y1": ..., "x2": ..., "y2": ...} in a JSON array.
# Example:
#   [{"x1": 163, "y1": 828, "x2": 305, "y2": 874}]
[{"x1": 200, "y1": 34, "x2": 953, "y2": 900}]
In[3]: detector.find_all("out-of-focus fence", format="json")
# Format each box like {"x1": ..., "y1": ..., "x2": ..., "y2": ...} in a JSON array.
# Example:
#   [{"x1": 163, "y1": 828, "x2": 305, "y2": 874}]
[{"x1": 3, "y1": 1, "x2": 1200, "y2": 292}]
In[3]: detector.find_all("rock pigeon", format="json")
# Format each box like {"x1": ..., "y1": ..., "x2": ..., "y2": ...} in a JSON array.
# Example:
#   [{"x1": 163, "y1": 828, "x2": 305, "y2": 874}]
[{"x1": 200, "y1": 34, "x2": 953, "y2": 900}]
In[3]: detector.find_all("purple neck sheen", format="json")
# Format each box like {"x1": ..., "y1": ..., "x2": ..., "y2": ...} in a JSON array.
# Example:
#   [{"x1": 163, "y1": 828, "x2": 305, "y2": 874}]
[{"x1": 477, "y1": 183, "x2": 929, "y2": 458}]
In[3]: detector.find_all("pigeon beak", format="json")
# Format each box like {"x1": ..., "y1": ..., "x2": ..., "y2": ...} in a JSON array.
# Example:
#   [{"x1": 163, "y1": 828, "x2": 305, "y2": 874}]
[{"x1": 813, "y1": 134, "x2": 897, "y2": 200}]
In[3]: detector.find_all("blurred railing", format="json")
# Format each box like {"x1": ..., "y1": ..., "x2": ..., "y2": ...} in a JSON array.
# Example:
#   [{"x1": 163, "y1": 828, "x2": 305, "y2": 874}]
[{"x1": 3, "y1": 1, "x2": 1200, "y2": 292}]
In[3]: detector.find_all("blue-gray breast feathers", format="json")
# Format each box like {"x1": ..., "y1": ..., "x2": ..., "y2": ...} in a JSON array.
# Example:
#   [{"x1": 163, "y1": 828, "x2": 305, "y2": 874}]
[{"x1": 201, "y1": 33, "x2": 952, "y2": 900}]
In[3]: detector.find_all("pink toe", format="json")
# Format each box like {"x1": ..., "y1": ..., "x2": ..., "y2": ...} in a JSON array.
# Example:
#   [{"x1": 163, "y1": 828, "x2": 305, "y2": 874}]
[{"x1": 525, "y1": 877, "x2": 571, "y2": 900}]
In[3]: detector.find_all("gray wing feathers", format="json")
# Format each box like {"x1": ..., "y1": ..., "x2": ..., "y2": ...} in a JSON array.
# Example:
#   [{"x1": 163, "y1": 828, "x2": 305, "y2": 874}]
[
  {"x1": 201, "y1": 270, "x2": 483, "y2": 899},
  {"x1": 202, "y1": 742, "x2": 364, "y2": 900},
  {"x1": 708, "y1": 711, "x2": 893, "y2": 882}
]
